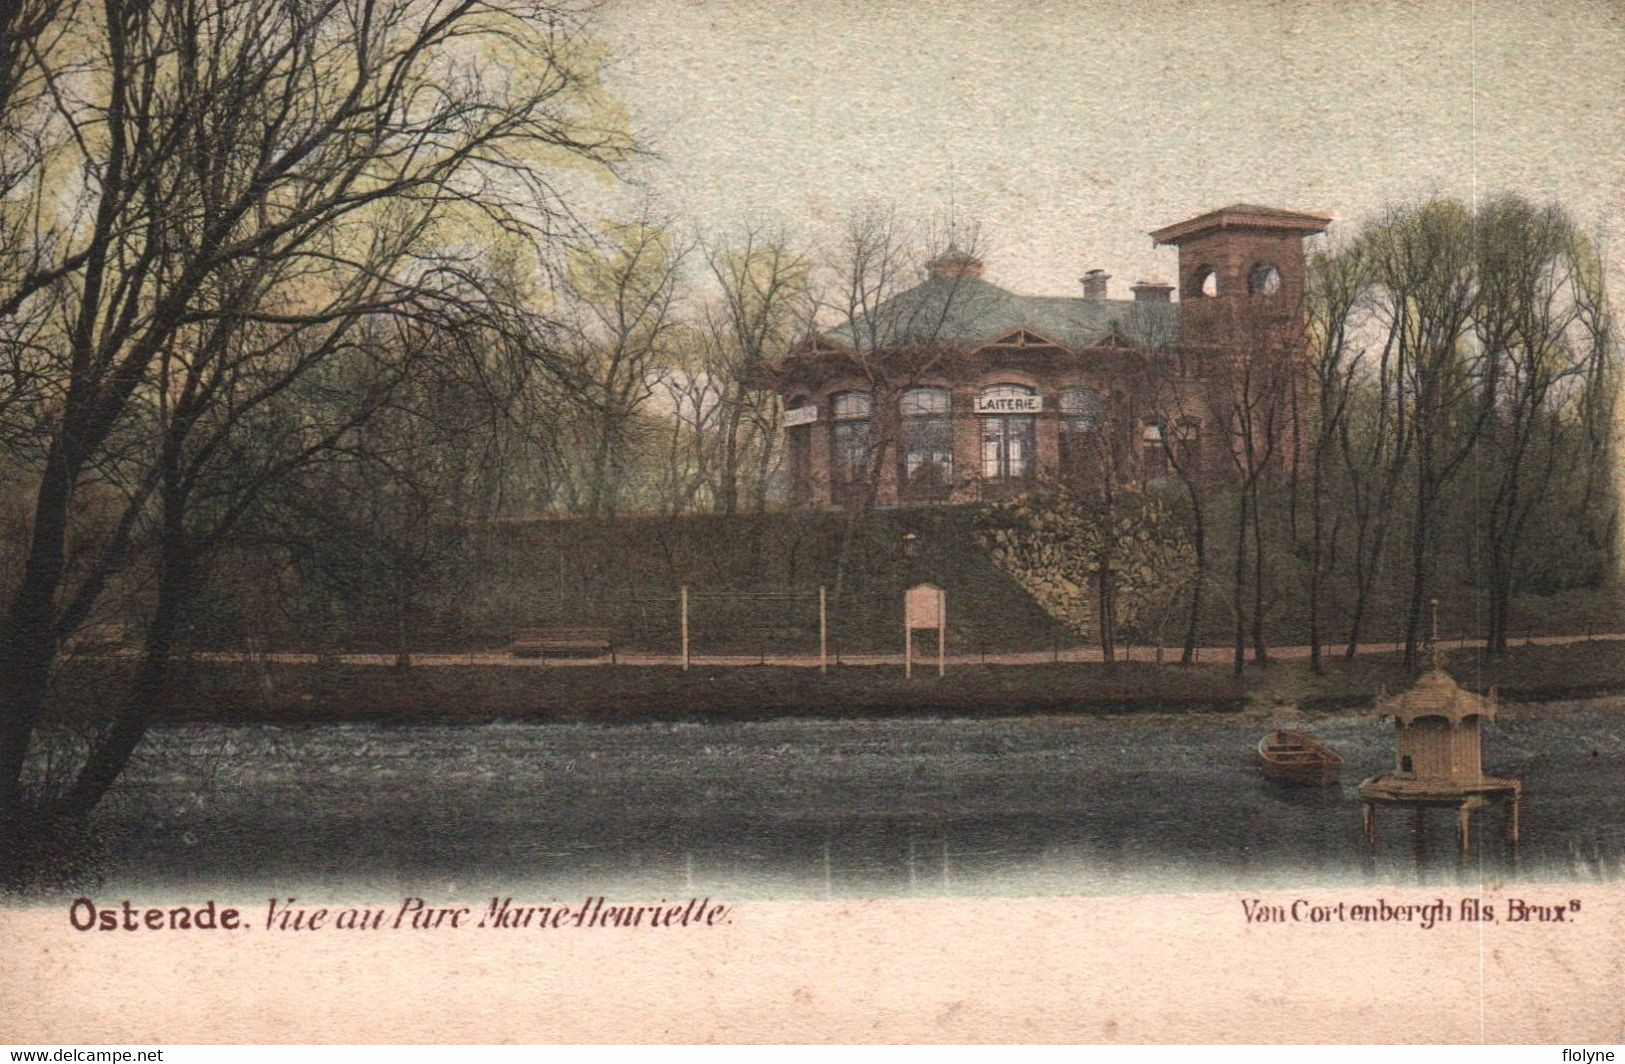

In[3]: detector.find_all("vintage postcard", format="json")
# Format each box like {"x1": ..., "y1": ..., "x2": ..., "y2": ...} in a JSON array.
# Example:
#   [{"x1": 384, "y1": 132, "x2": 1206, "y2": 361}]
[{"x1": 2, "y1": 0, "x2": 1623, "y2": 1046}]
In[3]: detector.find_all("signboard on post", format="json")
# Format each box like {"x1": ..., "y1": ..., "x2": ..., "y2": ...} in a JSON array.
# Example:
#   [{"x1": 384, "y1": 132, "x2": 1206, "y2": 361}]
[{"x1": 904, "y1": 583, "x2": 946, "y2": 678}]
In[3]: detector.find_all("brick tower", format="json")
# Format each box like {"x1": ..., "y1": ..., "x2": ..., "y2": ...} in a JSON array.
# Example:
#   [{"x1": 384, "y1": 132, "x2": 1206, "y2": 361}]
[
  {"x1": 1149, "y1": 203, "x2": 1331, "y2": 336},
  {"x1": 1150, "y1": 204, "x2": 1331, "y2": 476}
]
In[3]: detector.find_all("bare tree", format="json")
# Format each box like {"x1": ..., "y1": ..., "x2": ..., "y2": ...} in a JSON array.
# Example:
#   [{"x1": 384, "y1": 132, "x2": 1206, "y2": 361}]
[
  {"x1": 651, "y1": 330, "x2": 723, "y2": 514},
  {"x1": 0, "y1": 0, "x2": 78, "y2": 446},
  {"x1": 703, "y1": 226, "x2": 808, "y2": 515},
  {"x1": 1, "y1": 0, "x2": 629, "y2": 825},
  {"x1": 558, "y1": 215, "x2": 689, "y2": 516},
  {"x1": 1129, "y1": 303, "x2": 1210, "y2": 664},
  {"x1": 1363, "y1": 202, "x2": 1488, "y2": 667},
  {"x1": 1335, "y1": 289, "x2": 1414, "y2": 659},
  {"x1": 1070, "y1": 388, "x2": 1141, "y2": 661},
  {"x1": 1311, "y1": 198, "x2": 1616, "y2": 664},
  {"x1": 1200, "y1": 291, "x2": 1303, "y2": 676},
  {"x1": 1569, "y1": 230, "x2": 1618, "y2": 584},
  {"x1": 1475, "y1": 196, "x2": 1596, "y2": 653},
  {"x1": 1302, "y1": 241, "x2": 1369, "y2": 672}
]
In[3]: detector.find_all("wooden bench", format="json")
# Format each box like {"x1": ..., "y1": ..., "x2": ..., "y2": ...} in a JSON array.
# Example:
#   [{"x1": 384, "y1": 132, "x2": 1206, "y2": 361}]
[{"x1": 511, "y1": 627, "x2": 615, "y2": 660}]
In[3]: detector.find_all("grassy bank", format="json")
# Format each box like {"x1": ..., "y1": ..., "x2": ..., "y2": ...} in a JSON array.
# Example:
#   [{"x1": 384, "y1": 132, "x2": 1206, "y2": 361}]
[
  {"x1": 43, "y1": 640, "x2": 1625, "y2": 726},
  {"x1": 193, "y1": 504, "x2": 1625, "y2": 658},
  {"x1": 1231, "y1": 641, "x2": 1625, "y2": 712}
]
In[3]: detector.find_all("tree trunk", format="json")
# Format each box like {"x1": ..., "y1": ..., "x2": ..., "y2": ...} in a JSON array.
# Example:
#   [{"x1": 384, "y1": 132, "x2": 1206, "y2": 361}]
[
  {"x1": 1485, "y1": 550, "x2": 1513, "y2": 656},
  {"x1": 394, "y1": 614, "x2": 412, "y2": 669},
  {"x1": 588, "y1": 414, "x2": 617, "y2": 517},
  {"x1": 0, "y1": 439, "x2": 79, "y2": 823},
  {"x1": 1342, "y1": 430, "x2": 1406, "y2": 660},
  {"x1": 59, "y1": 637, "x2": 169, "y2": 818},
  {"x1": 1181, "y1": 494, "x2": 1206, "y2": 666},
  {"x1": 1308, "y1": 464, "x2": 1325, "y2": 675},
  {"x1": 1403, "y1": 481, "x2": 1432, "y2": 670},
  {"x1": 1232, "y1": 490, "x2": 1249, "y2": 679},
  {"x1": 715, "y1": 384, "x2": 745, "y2": 516},
  {"x1": 1097, "y1": 563, "x2": 1116, "y2": 664},
  {"x1": 60, "y1": 536, "x2": 190, "y2": 819},
  {"x1": 1344, "y1": 515, "x2": 1392, "y2": 659},
  {"x1": 1250, "y1": 482, "x2": 1269, "y2": 666},
  {"x1": 1492, "y1": 577, "x2": 1513, "y2": 656}
]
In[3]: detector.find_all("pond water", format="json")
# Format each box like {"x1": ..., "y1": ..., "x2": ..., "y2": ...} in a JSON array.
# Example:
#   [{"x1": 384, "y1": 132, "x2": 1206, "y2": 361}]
[{"x1": 41, "y1": 699, "x2": 1625, "y2": 900}]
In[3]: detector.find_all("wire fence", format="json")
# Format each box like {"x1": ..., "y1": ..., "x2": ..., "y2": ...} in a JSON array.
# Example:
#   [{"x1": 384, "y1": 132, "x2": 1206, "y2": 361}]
[
  {"x1": 501, "y1": 586, "x2": 1039, "y2": 660},
  {"x1": 244, "y1": 584, "x2": 1090, "y2": 661},
  {"x1": 175, "y1": 576, "x2": 1619, "y2": 666}
]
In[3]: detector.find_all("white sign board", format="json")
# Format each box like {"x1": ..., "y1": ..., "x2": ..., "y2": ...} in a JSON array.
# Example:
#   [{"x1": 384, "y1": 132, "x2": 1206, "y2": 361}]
[
  {"x1": 904, "y1": 583, "x2": 946, "y2": 678},
  {"x1": 905, "y1": 583, "x2": 945, "y2": 630},
  {"x1": 783, "y1": 405, "x2": 819, "y2": 427},
  {"x1": 974, "y1": 395, "x2": 1043, "y2": 414}
]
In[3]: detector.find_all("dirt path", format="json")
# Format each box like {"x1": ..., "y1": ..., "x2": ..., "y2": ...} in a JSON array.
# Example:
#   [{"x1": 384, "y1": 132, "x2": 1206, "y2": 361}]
[{"x1": 188, "y1": 630, "x2": 1625, "y2": 669}]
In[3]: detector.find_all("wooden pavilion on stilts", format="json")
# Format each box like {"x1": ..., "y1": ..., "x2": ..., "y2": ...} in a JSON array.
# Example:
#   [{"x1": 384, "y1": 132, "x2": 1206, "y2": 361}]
[{"x1": 1358, "y1": 601, "x2": 1522, "y2": 861}]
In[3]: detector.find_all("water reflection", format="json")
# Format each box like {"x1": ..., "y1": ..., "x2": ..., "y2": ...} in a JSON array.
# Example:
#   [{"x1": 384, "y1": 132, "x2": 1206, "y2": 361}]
[{"x1": 33, "y1": 699, "x2": 1625, "y2": 900}]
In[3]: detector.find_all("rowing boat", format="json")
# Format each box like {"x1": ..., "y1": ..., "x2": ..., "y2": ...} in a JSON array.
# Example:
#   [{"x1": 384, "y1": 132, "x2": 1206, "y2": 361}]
[{"x1": 1257, "y1": 729, "x2": 1343, "y2": 787}]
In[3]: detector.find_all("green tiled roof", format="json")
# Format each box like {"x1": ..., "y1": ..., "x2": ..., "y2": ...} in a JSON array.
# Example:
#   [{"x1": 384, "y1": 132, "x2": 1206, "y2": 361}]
[{"x1": 823, "y1": 275, "x2": 1179, "y2": 351}]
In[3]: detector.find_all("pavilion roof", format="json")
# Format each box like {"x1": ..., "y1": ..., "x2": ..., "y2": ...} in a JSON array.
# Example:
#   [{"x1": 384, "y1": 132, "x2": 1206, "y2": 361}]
[
  {"x1": 1378, "y1": 669, "x2": 1497, "y2": 725},
  {"x1": 820, "y1": 275, "x2": 1179, "y2": 354}
]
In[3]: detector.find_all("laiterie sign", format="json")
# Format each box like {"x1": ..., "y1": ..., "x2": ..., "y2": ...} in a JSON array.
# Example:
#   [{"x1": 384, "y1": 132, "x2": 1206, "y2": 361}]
[
  {"x1": 783, "y1": 405, "x2": 819, "y2": 427},
  {"x1": 974, "y1": 395, "x2": 1043, "y2": 414}
]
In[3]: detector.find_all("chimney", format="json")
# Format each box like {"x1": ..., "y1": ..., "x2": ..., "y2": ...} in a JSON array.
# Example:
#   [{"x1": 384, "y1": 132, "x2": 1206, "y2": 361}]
[
  {"x1": 1080, "y1": 269, "x2": 1111, "y2": 300},
  {"x1": 1131, "y1": 280, "x2": 1174, "y2": 303}
]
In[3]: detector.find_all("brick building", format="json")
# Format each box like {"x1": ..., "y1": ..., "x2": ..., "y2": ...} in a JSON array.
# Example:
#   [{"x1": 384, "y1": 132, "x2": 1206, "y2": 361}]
[{"x1": 763, "y1": 204, "x2": 1330, "y2": 508}]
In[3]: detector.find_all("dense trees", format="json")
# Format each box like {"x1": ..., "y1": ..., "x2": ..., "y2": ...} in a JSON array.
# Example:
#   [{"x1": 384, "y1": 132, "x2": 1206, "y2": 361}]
[
  {"x1": 702, "y1": 227, "x2": 809, "y2": 516},
  {"x1": 555, "y1": 216, "x2": 691, "y2": 517},
  {"x1": 1297, "y1": 195, "x2": 1615, "y2": 668},
  {"x1": 0, "y1": 0, "x2": 631, "y2": 824},
  {"x1": 1473, "y1": 200, "x2": 1605, "y2": 654}
]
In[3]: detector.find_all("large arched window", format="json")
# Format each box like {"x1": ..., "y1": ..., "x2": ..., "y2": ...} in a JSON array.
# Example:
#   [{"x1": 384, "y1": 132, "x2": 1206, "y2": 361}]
[
  {"x1": 831, "y1": 391, "x2": 872, "y2": 484},
  {"x1": 979, "y1": 384, "x2": 1037, "y2": 481},
  {"x1": 1248, "y1": 262, "x2": 1282, "y2": 295},
  {"x1": 1196, "y1": 266, "x2": 1219, "y2": 298},
  {"x1": 900, "y1": 387, "x2": 953, "y2": 491},
  {"x1": 1058, "y1": 387, "x2": 1102, "y2": 480}
]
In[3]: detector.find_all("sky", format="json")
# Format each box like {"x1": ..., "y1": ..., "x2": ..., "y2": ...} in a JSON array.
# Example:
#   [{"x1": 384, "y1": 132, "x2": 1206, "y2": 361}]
[{"x1": 593, "y1": 0, "x2": 1625, "y2": 301}]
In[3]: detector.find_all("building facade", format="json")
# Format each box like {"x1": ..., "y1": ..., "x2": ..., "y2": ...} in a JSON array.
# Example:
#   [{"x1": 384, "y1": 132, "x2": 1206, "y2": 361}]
[{"x1": 764, "y1": 204, "x2": 1330, "y2": 509}]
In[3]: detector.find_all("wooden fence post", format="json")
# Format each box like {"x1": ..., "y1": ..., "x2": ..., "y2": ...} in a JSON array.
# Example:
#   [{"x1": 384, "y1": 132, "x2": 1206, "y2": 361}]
[
  {"x1": 937, "y1": 588, "x2": 946, "y2": 677},
  {"x1": 904, "y1": 610, "x2": 912, "y2": 679},
  {"x1": 819, "y1": 585, "x2": 828, "y2": 675}
]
